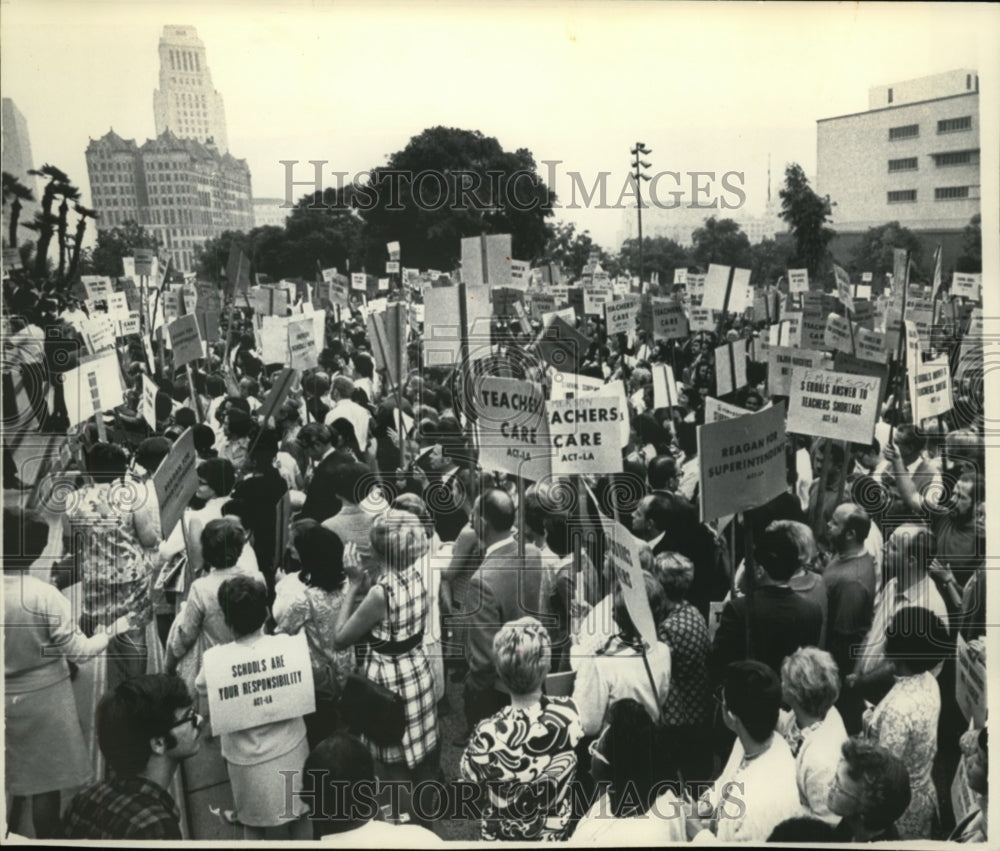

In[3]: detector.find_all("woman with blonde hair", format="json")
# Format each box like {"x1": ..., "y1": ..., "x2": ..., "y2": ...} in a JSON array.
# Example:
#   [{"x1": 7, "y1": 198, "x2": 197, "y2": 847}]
[
  {"x1": 777, "y1": 646, "x2": 849, "y2": 824},
  {"x1": 460, "y1": 617, "x2": 583, "y2": 841}
]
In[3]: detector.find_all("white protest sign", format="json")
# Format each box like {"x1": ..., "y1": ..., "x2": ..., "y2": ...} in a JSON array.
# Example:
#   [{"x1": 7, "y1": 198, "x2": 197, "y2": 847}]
[
  {"x1": 83, "y1": 314, "x2": 116, "y2": 354},
  {"x1": 853, "y1": 284, "x2": 872, "y2": 301},
  {"x1": 786, "y1": 366, "x2": 881, "y2": 444},
  {"x1": 473, "y1": 377, "x2": 549, "y2": 481},
  {"x1": 787, "y1": 268, "x2": 809, "y2": 293},
  {"x1": 766, "y1": 346, "x2": 826, "y2": 396},
  {"x1": 106, "y1": 292, "x2": 130, "y2": 321},
  {"x1": 167, "y1": 314, "x2": 206, "y2": 367},
  {"x1": 461, "y1": 233, "x2": 512, "y2": 287},
  {"x1": 385, "y1": 261, "x2": 400, "y2": 275},
  {"x1": 689, "y1": 307, "x2": 715, "y2": 332},
  {"x1": 541, "y1": 307, "x2": 577, "y2": 328},
  {"x1": 595, "y1": 511, "x2": 658, "y2": 649},
  {"x1": 860, "y1": 271, "x2": 873, "y2": 283},
  {"x1": 203, "y1": 632, "x2": 315, "y2": 736},
  {"x1": 834, "y1": 264, "x2": 854, "y2": 313},
  {"x1": 549, "y1": 372, "x2": 606, "y2": 401},
  {"x1": 583, "y1": 285, "x2": 612, "y2": 316},
  {"x1": 651, "y1": 298, "x2": 688, "y2": 340},
  {"x1": 351, "y1": 272, "x2": 367, "y2": 290},
  {"x1": 702, "y1": 264, "x2": 731, "y2": 312},
  {"x1": 704, "y1": 396, "x2": 750, "y2": 423},
  {"x1": 652, "y1": 364, "x2": 680, "y2": 410},
  {"x1": 378, "y1": 277, "x2": 390, "y2": 292},
  {"x1": 952, "y1": 272, "x2": 982, "y2": 302},
  {"x1": 509, "y1": 259, "x2": 530, "y2": 290},
  {"x1": 152, "y1": 427, "x2": 198, "y2": 538},
  {"x1": 259, "y1": 315, "x2": 291, "y2": 363},
  {"x1": 386, "y1": 241, "x2": 401, "y2": 261},
  {"x1": 855, "y1": 326, "x2": 889, "y2": 364},
  {"x1": 142, "y1": 373, "x2": 158, "y2": 431},
  {"x1": 714, "y1": 339, "x2": 747, "y2": 397},
  {"x1": 913, "y1": 355, "x2": 953, "y2": 421},
  {"x1": 117, "y1": 311, "x2": 141, "y2": 338},
  {"x1": 288, "y1": 316, "x2": 318, "y2": 370},
  {"x1": 163, "y1": 287, "x2": 181, "y2": 321},
  {"x1": 321, "y1": 267, "x2": 338, "y2": 283},
  {"x1": 547, "y1": 394, "x2": 624, "y2": 476},
  {"x1": 63, "y1": 350, "x2": 125, "y2": 428},
  {"x1": 81, "y1": 275, "x2": 113, "y2": 301},
  {"x1": 605, "y1": 296, "x2": 640, "y2": 335},
  {"x1": 673, "y1": 268, "x2": 688, "y2": 286},
  {"x1": 778, "y1": 312, "x2": 802, "y2": 347},
  {"x1": 956, "y1": 635, "x2": 986, "y2": 727},
  {"x1": 697, "y1": 403, "x2": 787, "y2": 522},
  {"x1": 904, "y1": 319, "x2": 922, "y2": 408},
  {"x1": 824, "y1": 313, "x2": 854, "y2": 355}
]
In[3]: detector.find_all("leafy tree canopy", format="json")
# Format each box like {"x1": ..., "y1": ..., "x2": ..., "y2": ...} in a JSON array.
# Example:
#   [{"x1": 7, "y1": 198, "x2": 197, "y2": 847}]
[
  {"x1": 778, "y1": 163, "x2": 835, "y2": 277},
  {"x1": 690, "y1": 216, "x2": 752, "y2": 269}
]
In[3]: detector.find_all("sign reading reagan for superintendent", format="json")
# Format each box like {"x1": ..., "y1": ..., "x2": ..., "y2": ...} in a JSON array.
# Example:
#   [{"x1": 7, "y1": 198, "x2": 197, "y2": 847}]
[{"x1": 203, "y1": 632, "x2": 315, "y2": 735}]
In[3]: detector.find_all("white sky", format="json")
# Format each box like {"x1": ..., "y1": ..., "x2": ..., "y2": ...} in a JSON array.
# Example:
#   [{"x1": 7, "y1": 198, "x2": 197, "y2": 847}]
[{"x1": 2, "y1": 0, "x2": 998, "y2": 248}]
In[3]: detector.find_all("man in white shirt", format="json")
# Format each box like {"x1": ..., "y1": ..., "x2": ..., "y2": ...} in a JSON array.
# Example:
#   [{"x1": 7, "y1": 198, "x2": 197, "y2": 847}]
[
  {"x1": 687, "y1": 661, "x2": 801, "y2": 842},
  {"x1": 324, "y1": 375, "x2": 372, "y2": 453}
]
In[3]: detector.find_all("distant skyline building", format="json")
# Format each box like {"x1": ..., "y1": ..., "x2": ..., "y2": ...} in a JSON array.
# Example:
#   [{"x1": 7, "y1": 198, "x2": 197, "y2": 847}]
[
  {"x1": 153, "y1": 25, "x2": 229, "y2": 154},
  {"x1": 85, "y1": 128, "x2": 253, "y2": 272},
  {"x1": 252, "y1": 197, "x2": 290, "y2": 229},
  {"x1": 1, "y1": 97, "x2": 39, "y2": 243}
]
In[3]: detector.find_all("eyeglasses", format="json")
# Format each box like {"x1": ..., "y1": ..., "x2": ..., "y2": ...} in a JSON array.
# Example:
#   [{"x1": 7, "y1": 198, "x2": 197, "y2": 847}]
[{"x1": 169, "y1": 709, "x2": 203, "y2": 732}]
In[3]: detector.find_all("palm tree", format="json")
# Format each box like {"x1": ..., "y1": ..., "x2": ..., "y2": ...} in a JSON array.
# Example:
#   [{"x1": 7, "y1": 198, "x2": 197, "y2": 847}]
[
  {"x1": 27, "y1": 164, "x2": 69, "y2": 276},
  {"x1": 55, "y1": 181, "x2": 81, "y2": 280},
  {"x1": 67, "y1": 203, "x2": 98, "y2": 282},
  {"x1": 2, "y1": 171, "x2": 35, "y2": 248}
]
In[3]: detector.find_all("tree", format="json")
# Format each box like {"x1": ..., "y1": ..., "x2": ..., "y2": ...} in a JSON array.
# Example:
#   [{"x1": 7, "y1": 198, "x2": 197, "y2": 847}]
[
  {"x1": 541, "y1": 221, "x2": 607, "y2": 280},
  {"x1": 88, "y1": 220, "x2": 162, "y2": 278},
  {"x1": 955, "y1": 213, "x2": 981, "y2": 273},
  {"x1": 67, "y1": 204, "x2": 97, "y2": 282},
  {"x1": 778, "y1": 163, "x2": 835, "y2": 278},
  {"x1": 358, "y1": 126, "x2": 555, "y2": 272},
  {"x1": 749, "y1": 237, "x2": 790, "y2": 286},
  {"x1": 1, "y1": 171, "x2": 35, "y2": 248},
  {"x1": 619, "y1": 236, "x2": 692, "y2": 285},
  {"x1": 24, "y1": 164, "x2": 70, "y2": 277},
  {"x1": 849, "y1": 221, "x2": 923, "y2": 280},
  {"x1": 690, "y1": 217, "x2": 752, "y2": 269}
]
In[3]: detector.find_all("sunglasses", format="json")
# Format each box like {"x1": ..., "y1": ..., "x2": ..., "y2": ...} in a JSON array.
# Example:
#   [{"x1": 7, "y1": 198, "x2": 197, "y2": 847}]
[{"x1": 169, "y1": 709, "x2": 203, "y2": 732}]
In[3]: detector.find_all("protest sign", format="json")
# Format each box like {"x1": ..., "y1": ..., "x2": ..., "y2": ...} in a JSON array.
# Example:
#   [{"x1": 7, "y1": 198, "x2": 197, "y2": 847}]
[
  {"x1": 595, "y1": 512, "x2": 658, "y2": 648},
  {"x1": 952, "y1": 272, "x2": 982, "y2": 302},
  {"x1": 134, "y1": 249, "x2": 154, "y2": 277},
  {"x1": 673, "y1": 268, "x2": 688, "y2": 287},
  {"x1": 107, "y1": 292, "x2": 130, "y2": 322},
  {"x1": 163, "y1": 287, "x2": 181, "y2": 321},
  {"x1": 196, "y1": 310, "x2": 220, "y2": 344},
  {"x1": 651, "y1": 298, "x2": 688, "y2": 340},
  {"x1": 167, "y1": 314, "x2": 205, "y2": 366},
  {"x1": 951, "y1": 756, "x2": 980, "y2": 829},
  {"x1": 832, "y1": 353, "x2": 890, "y2": 410},
  {"x1": 119, "y1": 277, "x2": 141, "y2": 312},
  {"x1": 956, "y1": 635, "x2": 986, "y2": 727},
  {"x1": 854, "y1": 326, "x2": 888, "y2": 364},
  {"x1": 824, "y1": 313, "x2": 854, "y2": 355},
  {"x1": 766, "y1": 346, "x2": 826, "y2": 397},
  {"x1": 377, "y1": 277, "x2": 390, "y2": 292},
  {"x1": 422, "y1": 285, "x2": 492, "y2": 366},
  {"x1": 83, "y1": 314, "x2": 116, "y2": 354},
  {"x1": 853, "y1": 299, "x2": 874, "y2": 329},
  {"x1": 203, "y1": 632, "x2": 315, "y2": 736},
  {"x1": 152, "y1": 427, "x2": 197, "y2": 538},
  {"x1": 547, "y1": 394, "x2": 624, "y2": 475},
  {"x1": 141, "y1": 373, "x2": 158, "y2": 430},
  {"x1": 510, "y1": 259, "x2": 530, "y2": 289},
  {"x1": 913, "y1": 355, "x2": 953, "y2": 421},
  {"x1": 702, "y1": 264, "x2": 731, "y2": 312},
  {"x1": 259, "y1": 314, "x2": 291, "y2": 363},
  {"x1": 714, "y1": 339, "x2": 747, "y2": 397},
  {"x1": 350, "y1": 272, "x2": 367, "y2": 291},
  {"x1": 651, "y1": 364, "x2": 679, "y2": 410},
  {"x1": 583, "y1": 285, "x2": 612, "y2": 317},
  {"x1": 491, "y1": 286, "x2": 524, "y2": 319},
  {"x1": 385, "y1": 261, "x2": 400, "y2": 275},
  {"x1": 787, "y1": 268, "x2": 809, "y2": 293},
  {"x1": 259, "y1": 368, "x2": 297, "y2": 425},
  {"x1": 288, "y1": 316, "x2": 318, "y2": 370},
  {"x1": 697, "y1": 403, "x2": 787, "y2": 522},
  {"x1": 63, "y1": 350, "x2": 124, "y2": 429},
  {"x1": 704, "y1": 396, "x2": 750, "y2": 423},
  {"x1": 117, "y1": 312, "x2": 141, "y2": 338},
  {"x1": 549, "y1": 372, "x2": 606, "y2": 401},
  {"x1": 252, "y1": 285, "x2": 289, "y2": 317},
  {"x1": 196, "y1": 282, "x2": 222, "y2": 314},
  {"x1": 474, "y1": 377, "x2": 549, "y2": 481},
  {"x1": 787, "y1": 367, "x2": 881, "y2": 444},
  {"x1": 689, "y1": 307, "x2": 715, "y2": 332},
  {"x1": 81, "y1": 275, "x2": 112, "y2": 302},
  {"x1": 535, "y1": 315, "x2": 589, "y2": 374},
  {"x1": 801, "y1": 312, "x2": 827, "y2": 352},
  {"x1": 461, "y1": 233, "x2": 512, "y2": 287},
  {"x1": 605, "y1": 295, "x2": 640, "y2": 335},
  {"x1": 834, "y1": 263, "x2": 854, "y2": 313},
  {"x1": 904, "y1": 319, "x2": 922, "y2": 408},
  {"x1": 3, "y1": 246, "x2": 21, "y2": 271},
  {"x1": 321, "y1": 267, "x2": 338, "y2": 283}
]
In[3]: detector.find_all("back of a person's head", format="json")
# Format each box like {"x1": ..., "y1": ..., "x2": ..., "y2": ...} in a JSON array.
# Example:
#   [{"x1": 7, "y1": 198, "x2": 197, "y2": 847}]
[
  {"x1": 298, "y1": 422, "x2": 331, "y2": 447},
  {"x1": 225, "y1": 408, "x2": 253, "y2": 438},
  {"x1": 543, "y1": 512, "x2": 572, "y2": 558},
  {"x1": 480, "y1": 487, "x2": 515, "y2": 533},
  {"x1": 197, "y1": 457, "x2": 236, "y2": 498},
  {"x1": 174, "y1": 407, "x2": 197, "y2": 429},
  {"x1": 723, "y1": 660, "x2": 781, "y2": 742},
  {"x1": 755, "y1": 522, "x2": 801, "y2": 582},
  {"x1": 675, "y1": 421, "x2": 698, "y2": 456},
  {"x1": 296, "y1": 526, "x2": 346, "y2": 592},
  {"x1": 193, "y1": 423, "x2": 217, "y2": 454},
  {"x1": 217, "y1": 575, "x2": 268, "y2": 637},
  {"x1": 303, "y1": 733, "x2": 377, "y2": 828},
  {"x1": 767, "y1": 816, "x2": 838, "y2": 842},
  {"x1": 841, "y1": 736, "x2": 912, "y2": 831},
  {"x1": 97, "y1": 674, "x2": 192, "y2": 777},
  {"x1": 352, "y1": 352, "x2": 374, "y2": 379},
  {"x1": 886, "y1": 606, "x2": 951, "y2": 673},
  {"x1": 201, "y1": 518, "x2": 244, "y2": 570},
  {"x1": 332, "y1": 375, "x2": 355, "y2": 399},
  {"x1": 603, "y1": 698, "x2": 660, "y2": 816},
  {"x1": 647, "y1": 454, "x2": 678, "y2": 490},
  {"x1": 88, "y1": 442, "x2": 129, "y2": 482},
  {"x1": 391, "y1": 493, "x2": 435, "y2": 539},
  {"x1": 3, "y1": 507, "x2": 49, "y2": 568},
  {"x1": 332, "y1": 461, "x2": 374, "y2": 504}
]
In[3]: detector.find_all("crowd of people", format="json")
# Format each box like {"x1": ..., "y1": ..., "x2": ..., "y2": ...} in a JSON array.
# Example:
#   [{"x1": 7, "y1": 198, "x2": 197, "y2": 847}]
[{"x1": 2, "y1": 265, "x2": 989, "y2": 844}]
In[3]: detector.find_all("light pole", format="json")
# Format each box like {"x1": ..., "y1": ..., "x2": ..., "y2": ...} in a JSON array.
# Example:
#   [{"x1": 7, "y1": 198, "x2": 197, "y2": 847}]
[{"x1": 631, "y1": 142, "x2": 652, "y2": 287}]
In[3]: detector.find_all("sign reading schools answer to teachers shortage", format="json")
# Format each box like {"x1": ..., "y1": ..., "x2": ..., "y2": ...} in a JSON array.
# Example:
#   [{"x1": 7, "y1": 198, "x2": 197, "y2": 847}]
[
  {"x1": 697, "y1": 403, "x2": 787, "y2": 522},
  {"x1": 203, "y1": 632, "x2": 315, "y2": 735},
  {"x1": 786, "y1": 366, "x2": 881, "y2": 444}
]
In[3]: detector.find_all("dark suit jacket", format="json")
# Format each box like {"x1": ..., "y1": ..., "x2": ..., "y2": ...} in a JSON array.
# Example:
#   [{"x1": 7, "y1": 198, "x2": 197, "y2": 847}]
[
  {"x1": 460, "y1": 539, "x2": 546, "y2": 690},
  {"x1": 299, "y1": 449, "x2": 353, "y2": 522},
  {"x1": 709, "y1": 584, "x2": 823, "y2": 681}
]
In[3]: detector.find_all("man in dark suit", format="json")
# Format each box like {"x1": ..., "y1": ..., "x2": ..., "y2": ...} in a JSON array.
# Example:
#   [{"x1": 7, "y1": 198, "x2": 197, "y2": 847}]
[
  {"x1": 709, "y1": 522, "x2": 823, "y2": 682},
  {"x1": 458, "y1": 488, "x2": 545, "y2": 731},
  {"x1": 296, "y1": 423, "x2": 349, "y2": 522}
]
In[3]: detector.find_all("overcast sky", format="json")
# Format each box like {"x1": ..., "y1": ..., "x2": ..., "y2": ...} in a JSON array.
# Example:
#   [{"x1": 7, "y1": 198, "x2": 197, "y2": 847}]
[{"x1": 2, "y1": 0, "x2": 998, "y2": 249}]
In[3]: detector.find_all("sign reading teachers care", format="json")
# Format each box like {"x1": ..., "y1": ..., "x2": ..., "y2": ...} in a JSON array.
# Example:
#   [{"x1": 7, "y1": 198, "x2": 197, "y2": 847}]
[
  {"x1": 203, "y1": 632, "x2": 315, "y2": 735},
  {"x1": 547, "y1": 394, "x2": 624, "y2": 476},
  {"x1": 786, "y1": 366, "x2": 881, "y2": 444},
  {"x1": 697, "y1": 403, "x2": 786, "y2": 522},
  {"x1": 474, "y1": 378, "x2": 549, "y2": 482}
]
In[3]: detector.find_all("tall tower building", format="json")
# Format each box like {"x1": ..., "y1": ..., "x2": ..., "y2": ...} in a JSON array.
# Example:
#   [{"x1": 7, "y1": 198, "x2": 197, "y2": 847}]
[
  {"x1": 152, "y1": 25, "x2": 229, "y2": 154},
  {"x1": 1, "y1": 98, "x2": 39, "y2": 242}
]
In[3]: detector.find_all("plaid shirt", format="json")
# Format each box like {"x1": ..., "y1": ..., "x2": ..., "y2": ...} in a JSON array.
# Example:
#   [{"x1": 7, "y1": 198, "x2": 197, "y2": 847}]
[{"x1": 63, "y1": 776, "x2": 181, "y2": 840}]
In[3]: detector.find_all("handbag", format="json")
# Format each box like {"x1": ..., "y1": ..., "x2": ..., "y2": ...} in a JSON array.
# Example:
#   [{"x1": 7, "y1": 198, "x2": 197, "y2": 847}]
[{"x1": 339, "y1": 671, "x2": 406, "y2": 747}]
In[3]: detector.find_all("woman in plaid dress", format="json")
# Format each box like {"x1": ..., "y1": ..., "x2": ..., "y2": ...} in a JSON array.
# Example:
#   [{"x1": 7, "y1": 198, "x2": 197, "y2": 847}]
[{"x1": 334, "y1": 506, "x2": 441, "y2": 826}]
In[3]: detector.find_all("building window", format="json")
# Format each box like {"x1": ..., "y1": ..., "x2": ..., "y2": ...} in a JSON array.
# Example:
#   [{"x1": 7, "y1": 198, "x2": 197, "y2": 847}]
[
  {"x1": 887, "y1": 190, "x2": 917, "y2": 204},
  {"x1": 967, "y1": 74, "x2": 972, "y2": 90},
  {"x1": 888, "y1": 157, "x2": 918, "y2": 172},
  {"x1": 889, "y1": 124, "x2": 919, "y2": 141},
  {"x1": 935, "y1": 186, "x2": 970, "y2": 200},
  {"x1": 938, "y1": 116, "x2": 972, "y2": 134},
  {"x1": 888, "y1": 87, "x2": 893, "y2": 104},
  {"x1": 932, "y1": 150, "x2": 978, "y2": 167}
]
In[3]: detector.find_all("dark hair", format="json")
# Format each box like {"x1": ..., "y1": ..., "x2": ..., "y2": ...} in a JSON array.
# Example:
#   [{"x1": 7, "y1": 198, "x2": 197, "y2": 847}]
[
  {"x1": 297, "y1": 422, "x2": 332, "y2": 448},
  {"x1": 647, "y1": 455, "x2": 678, "y2": 490},
  {"x1": 333, "y1": 462, "x2": 374, "y2": 504},
  {"x1": 840, "y1": 736, "x2": 912, "y2": 831},
  {"x1": 723, "y1": 660, "x2": 781, "y2": 742},
  {"x1": 542, "y1": 513, "x2": 572, "y2": 558},
  {"x1": 217, "y1": 575, "x2": 268, "y2": 637},
  {"x1": 894, "y1": 422, "x2": 927, "y2": 453},
  {"x1": 97, "y1": 674, "x2": 193, "y2": 776},
  {"x1": 201, "y1": 518, "x2": 244, "y2": 570},
  {"x1": 303, "y1": 733, "x2": 377, "y2": 827},
  {"x1": 197, "y1": 458, "x2": 236, "y2": 497},
  {"x1": 219, "y1": 498, "x2": 251, "y2": 529},
  {"x1": 601, "y1": 698, "x2": 662, "y2": 817},
  {"x1": 193, "y1": 423, "x2": 217, "y2": 454},
  {"x1": 225, "y1": 408, "x2": 253, "y2": 438},
  {"x1": 754, "y1": 522, "x2": 800, "y2": 582},
  {"x1": 88, "y1": 442, "x2": 129, "y2": 483},
  {"x1": 154, "y1": 390, "x2": 174, "y2": 422},
  {"x1": 885, "y1": 606, "x2": 951, "y2": 674},
  {"x1": 329, "y1": 417, "x2": 364, "y2": 458},
  {"x1": 174, "y1": 407, "x2": 197, "y2": 428},
  {"x1": 479, "y1": 487, "x2": 515, "y2": 533},
  {"x1": 767, "y1": 817, "x2": 838, "y2": 842},
  {"x1": 352, "y1": 352, "x2": 374, "y2": 380},
  {"x1": 295, "y1": 526, "x2": 346, "y2": 592},
  {"x1": 3, "y1": 507, "x2": 50, "y2": 569}
]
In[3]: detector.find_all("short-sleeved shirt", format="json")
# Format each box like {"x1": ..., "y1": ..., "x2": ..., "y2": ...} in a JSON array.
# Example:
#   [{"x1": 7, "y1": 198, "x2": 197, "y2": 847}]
[{"x1": 63, "y1": 776, "x2": 181, "y2": 840}]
